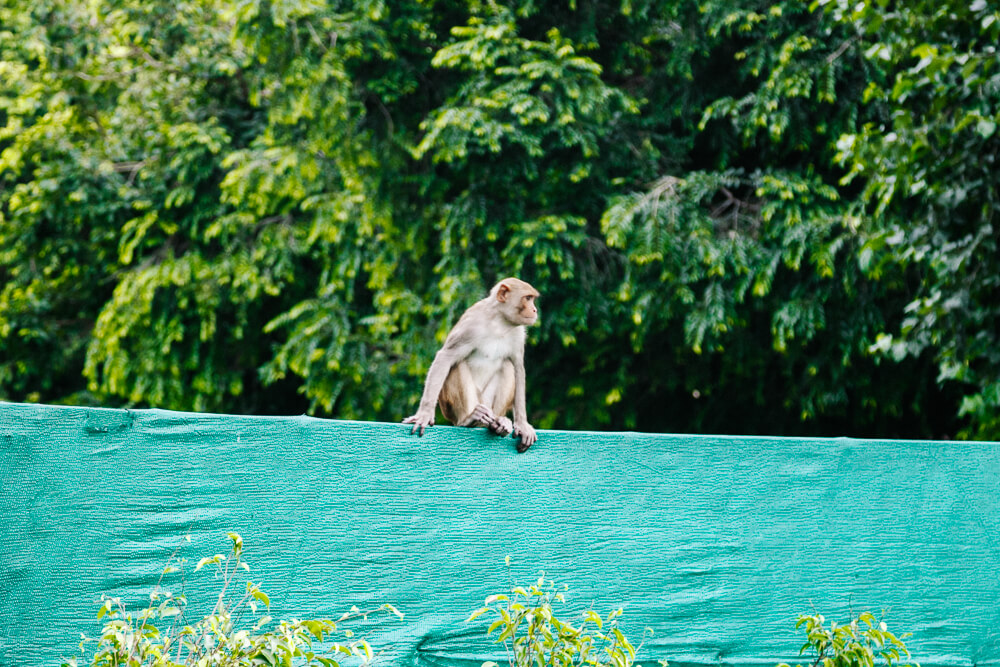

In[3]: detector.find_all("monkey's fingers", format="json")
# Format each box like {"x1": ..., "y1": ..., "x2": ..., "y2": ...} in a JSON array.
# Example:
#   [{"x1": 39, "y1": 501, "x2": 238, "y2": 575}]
[
  {"x1": 403, "y1": 414, "x2": 432, "y2": 436},
  {"x1": 513, "y1": 424, "x2": 537, "y2": 453},
  {"x1": 491, "y1": 415, "x2": 514, "y2": 437},
  {"x1": 515, "y1": 434, "x2": 535, "y2": 453},
  {"x1": 471, "y1": 403, "x2": 498, "y2": 428}
]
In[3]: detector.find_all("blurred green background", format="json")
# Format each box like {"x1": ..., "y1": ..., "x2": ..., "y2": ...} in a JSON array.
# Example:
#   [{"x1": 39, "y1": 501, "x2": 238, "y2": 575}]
[{"x1": 2, "y1": 0, "x2": 998, "y2": 439}]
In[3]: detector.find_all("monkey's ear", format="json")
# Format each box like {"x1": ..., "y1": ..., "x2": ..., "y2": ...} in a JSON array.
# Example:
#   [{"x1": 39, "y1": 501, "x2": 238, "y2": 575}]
[{"x1": 496, "y1": 283, "x2": 511, "y2": 302}]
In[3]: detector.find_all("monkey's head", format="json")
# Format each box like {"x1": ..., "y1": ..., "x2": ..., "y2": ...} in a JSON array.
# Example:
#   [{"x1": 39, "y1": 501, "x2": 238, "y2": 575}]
[{"x1": 492, "y1": 278, "x2": 540, "y2": 326}]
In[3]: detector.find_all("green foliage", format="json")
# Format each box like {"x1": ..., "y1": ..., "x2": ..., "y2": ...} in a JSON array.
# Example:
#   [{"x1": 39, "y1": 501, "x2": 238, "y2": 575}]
[
  {"x1": 780, "y1": 611, "x2": 915, "y2": 667},
  {"x1": 63, "y1": 533, "x2": 402, "y2": 667},
  {"x1": 415, "y1": 6, "x2": 638, "y2": 163},
  {"x1": 3, "y1": 0, "x2": 991, "y2": 437},
  {"x1": 56, "y1": 534, "x2": 919, "y2": 667},
  {"x1": 819, "y1": 0, "x2": 1000, "y2": 438},
  {"x1": 468, "y1": 570, "x2": 664, "y2": 667}
]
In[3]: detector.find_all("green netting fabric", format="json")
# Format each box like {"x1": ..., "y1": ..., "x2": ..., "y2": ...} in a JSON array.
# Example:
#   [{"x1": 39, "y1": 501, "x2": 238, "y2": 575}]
[{"x1": 2, "y1": 402, "x2": 999, "y2": 667}]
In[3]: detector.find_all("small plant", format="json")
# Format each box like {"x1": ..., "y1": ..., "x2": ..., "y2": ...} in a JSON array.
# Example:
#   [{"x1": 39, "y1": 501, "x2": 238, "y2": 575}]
[
  {"x1": 779, "y1": 611, "x2": 917, "y2": 667},
  {"x1": 63, "y1": 533, "x2": 402, "y2": 667},
  {"x1": 467, "y1": 562, "x2": 665, "y2": 667}
]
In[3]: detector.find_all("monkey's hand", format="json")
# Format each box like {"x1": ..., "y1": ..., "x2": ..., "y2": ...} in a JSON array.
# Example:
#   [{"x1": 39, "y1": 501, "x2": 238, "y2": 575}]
[
  {"x1": 402, "y1": 411, "x2": 434, "y2": 436},
  {"x1": 512, "y1": 421, "x2": 537, "y2": 453}
]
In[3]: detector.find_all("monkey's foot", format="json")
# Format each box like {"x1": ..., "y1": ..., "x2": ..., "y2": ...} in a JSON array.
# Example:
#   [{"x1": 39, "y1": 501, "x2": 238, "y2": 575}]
[
  {"x1": 470, "y1": 403, "x2": 511, "y2": 435},
  {"x1": 470, "y1": 403, "x2": 496, "y2": 426},
  {"x1": 489, "y1": 415, "x2": 514, "y2": 437}
]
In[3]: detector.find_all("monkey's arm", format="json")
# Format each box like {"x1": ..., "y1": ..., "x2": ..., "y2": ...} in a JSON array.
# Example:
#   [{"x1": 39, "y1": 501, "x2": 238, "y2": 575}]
[
  {"x1": 403, "y1": 337, "x2": 474, "y2": 436},
  {"x1": 511, "y1": 351, "x2": 537, "y2": 451}
]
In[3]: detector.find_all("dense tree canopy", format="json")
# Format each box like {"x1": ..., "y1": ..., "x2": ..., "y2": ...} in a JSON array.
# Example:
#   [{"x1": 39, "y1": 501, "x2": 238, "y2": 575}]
[{"x1": 1, "y1": 0, "x2": 997, "y2": 438}]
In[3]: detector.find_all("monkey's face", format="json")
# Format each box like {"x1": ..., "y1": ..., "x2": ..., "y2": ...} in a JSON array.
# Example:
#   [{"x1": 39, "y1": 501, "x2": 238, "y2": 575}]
[
  {"x1": 516, "y1": 292, "x2": 538, "y2": 325},
  {"x1": 495, "y1": 279, "x2": 540, "y2": 326}
]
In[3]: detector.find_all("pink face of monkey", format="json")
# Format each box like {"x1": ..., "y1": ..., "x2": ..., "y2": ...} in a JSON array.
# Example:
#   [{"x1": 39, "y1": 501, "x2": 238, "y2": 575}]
[{"x1": 496, "y1": 280, "x2": 539, "y2": 326}]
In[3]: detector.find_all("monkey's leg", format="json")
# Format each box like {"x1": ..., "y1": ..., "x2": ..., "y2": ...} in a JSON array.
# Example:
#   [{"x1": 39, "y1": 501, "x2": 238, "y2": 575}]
[
  {"x1": 475, "y1": 360, "x2": 515, "y2": 436},
  {"x1": 439, "y1": 361, "x2": 489, "y2": 427}
]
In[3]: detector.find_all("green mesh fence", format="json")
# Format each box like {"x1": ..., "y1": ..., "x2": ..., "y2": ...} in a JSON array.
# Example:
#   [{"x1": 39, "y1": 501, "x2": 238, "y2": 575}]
[{"x1": 2, "y1": 401, "x2": 999, "y2": 666}]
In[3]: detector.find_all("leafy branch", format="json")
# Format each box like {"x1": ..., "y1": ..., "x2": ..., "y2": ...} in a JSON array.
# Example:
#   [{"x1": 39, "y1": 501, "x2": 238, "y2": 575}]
[{"x1": 63, "y1": 533, "x2": 403, "y2": 667}]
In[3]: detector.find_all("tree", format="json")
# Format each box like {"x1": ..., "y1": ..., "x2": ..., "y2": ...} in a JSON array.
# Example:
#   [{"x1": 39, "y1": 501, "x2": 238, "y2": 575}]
[
  {"x1": 823, "y1": 0, "x2": 1000, "y2": 438},
  {"x1": 1, "y1": 0, "x2": 976, "y2": 438}
]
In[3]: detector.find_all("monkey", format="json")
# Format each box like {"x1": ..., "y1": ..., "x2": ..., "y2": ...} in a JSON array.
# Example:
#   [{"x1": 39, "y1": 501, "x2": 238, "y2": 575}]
[{"x1": 403, "y1": 277, "x2": 540, "y2": 452}]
